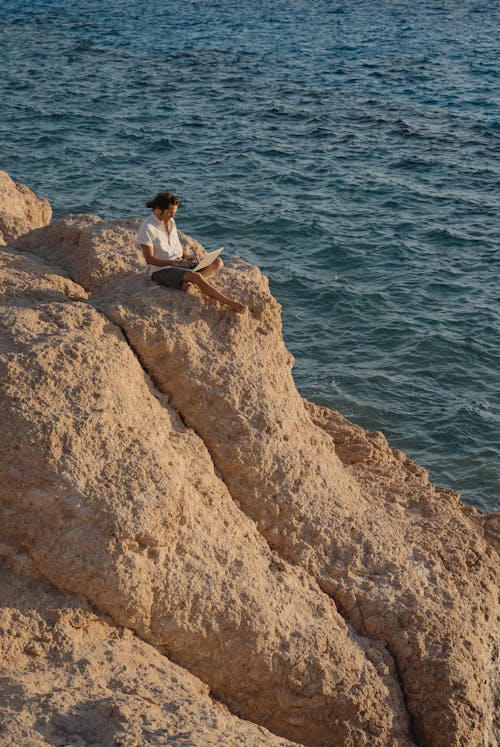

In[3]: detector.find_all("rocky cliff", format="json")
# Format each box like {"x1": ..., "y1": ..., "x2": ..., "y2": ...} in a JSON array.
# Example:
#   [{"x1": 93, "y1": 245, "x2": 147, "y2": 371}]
[
  {"x1": 0, "y1": 170, "x2": 52, "y2": 246},
  {"x1": 0, "y1": 171, "x2": 498, "y2": 747}
]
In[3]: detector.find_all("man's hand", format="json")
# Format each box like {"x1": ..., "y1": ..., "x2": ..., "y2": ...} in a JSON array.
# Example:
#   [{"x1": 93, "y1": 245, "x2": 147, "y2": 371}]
[{"x1": 140, "y1": 245, "x2": 197, "y2": 269}]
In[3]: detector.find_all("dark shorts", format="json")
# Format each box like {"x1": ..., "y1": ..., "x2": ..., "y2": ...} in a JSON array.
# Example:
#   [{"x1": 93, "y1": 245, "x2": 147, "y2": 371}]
[{"x1": 151, "y1": 267, "x2": 188, "y2": 289}]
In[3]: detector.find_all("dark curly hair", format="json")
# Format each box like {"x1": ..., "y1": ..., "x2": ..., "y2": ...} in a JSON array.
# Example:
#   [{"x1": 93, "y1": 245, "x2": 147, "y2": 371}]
[{"x1": 146, "y1": 191, "x2": 180, "y2": 211}]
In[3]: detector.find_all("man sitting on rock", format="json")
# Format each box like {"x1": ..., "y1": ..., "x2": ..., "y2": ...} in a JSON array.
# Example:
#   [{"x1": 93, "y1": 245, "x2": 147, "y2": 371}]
[{"x1": 138, "y1": 191, "x2": 245, "y2": 314}]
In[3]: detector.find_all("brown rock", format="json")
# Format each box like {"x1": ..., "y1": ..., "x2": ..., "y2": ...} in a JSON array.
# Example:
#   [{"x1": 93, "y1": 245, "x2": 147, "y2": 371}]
[
  {"x1": 11, "y1": 213, "x2": 204, "y2": 292},
  {"x1": 0, "y1": 242, "x2": 413, "y2": 746},
  {"x1": 3, "y1": 190, "x2": 499, "y2": 746},
  {"x1": 0, "y1": 170, "x2": 51, "y2": 245},
  {"x1": 0, "y1": 556, "x2": 295, "y2": 746},
  {"x1": 102, "y1": 269, "x2": 498, "y2": 746}
]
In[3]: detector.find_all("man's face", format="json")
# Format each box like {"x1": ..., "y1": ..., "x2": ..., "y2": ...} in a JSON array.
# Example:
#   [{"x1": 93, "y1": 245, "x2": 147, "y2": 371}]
[{"x1": 160, "y1": 204, "x2": 178, "y2": 222}]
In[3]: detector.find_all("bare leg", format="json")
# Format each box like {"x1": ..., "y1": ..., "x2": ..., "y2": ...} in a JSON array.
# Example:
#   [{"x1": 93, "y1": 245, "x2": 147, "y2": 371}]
[
  {"x1": 198, "y1": 256, "x2": 223, "y2": 280},
  {"x1": 183, "y1": 270, "x2": 246, "y2": 313}
]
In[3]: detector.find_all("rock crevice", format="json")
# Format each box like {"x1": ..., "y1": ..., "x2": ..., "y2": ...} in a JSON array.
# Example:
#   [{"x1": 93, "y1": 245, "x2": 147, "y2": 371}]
[
  {"x1": 0, "y1": 242, "x2": 414, "y2": 746},
  {"x1": 98, "y1": 290, "x2": 420, "y2": 740}
]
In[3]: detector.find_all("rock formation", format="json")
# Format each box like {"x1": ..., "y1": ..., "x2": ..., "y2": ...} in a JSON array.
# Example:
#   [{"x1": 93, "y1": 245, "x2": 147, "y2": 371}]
[
  {"x1": 0, "y1": 558, "x2": 295, "y2": 747},
  {"x1": 0, "y1": 173, "x2": 498, "y2": 746},
  {"x1": 0, "y1": 170, "x2": 51, "y2": 245}
]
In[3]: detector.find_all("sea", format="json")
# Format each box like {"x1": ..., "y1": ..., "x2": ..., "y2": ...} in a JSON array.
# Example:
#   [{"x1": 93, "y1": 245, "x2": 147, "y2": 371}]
[{"x1": 0, "y1": 0, "x2": 498, "y2": 512}]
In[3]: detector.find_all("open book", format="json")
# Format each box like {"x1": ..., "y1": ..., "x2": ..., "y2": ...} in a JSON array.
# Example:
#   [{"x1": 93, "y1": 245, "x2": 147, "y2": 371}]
[{"x1": 193, "y1": 247, "x2": 224, "y2": 272}]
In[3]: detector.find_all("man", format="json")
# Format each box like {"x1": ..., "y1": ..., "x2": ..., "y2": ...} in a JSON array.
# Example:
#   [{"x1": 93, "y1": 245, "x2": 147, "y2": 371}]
[{"x1": 138, "y1": 191, "x2": 245, "y2": 314}]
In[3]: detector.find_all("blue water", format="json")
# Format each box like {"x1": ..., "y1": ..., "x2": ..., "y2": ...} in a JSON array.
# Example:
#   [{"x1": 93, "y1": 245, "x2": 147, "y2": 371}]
[{"x1": 1, "y1": 0, "x2": 499, "y2": 511}]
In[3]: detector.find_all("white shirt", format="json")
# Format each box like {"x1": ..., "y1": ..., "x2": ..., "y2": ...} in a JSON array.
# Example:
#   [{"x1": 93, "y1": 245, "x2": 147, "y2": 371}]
[{"x1": 137, "y1": 213, "x2": 183, "y2": 277}]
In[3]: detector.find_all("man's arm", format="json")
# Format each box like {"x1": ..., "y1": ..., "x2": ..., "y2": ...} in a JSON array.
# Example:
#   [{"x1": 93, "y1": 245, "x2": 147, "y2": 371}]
[{"x1": 140, "y1": 244, "x2": 194, "y2": 268}]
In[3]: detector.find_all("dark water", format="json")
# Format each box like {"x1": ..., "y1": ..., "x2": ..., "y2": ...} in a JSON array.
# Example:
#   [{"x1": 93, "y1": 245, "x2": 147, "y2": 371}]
[{"x1": 1, "y1": 0, "x2": 499, "y2": 511}]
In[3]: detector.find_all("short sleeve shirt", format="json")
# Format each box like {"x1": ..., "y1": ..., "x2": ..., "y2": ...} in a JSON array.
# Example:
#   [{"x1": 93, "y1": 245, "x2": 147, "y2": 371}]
[{"x1": 137, "y1": 213, "x2": 183, "y2": 276}]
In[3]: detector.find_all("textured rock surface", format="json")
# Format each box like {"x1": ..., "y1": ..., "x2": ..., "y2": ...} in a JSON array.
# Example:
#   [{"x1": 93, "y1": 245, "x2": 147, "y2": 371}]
[
  {"x1": 0, "y1": 244, "x2": 412, "y2": 746},
  {"x1": 2, "y1": 177, "x2": 499, "y2": 746},
  {"x1": 0, "y1": 170, "x2": 51, "y2": 245},
  {"x1": 0, "y1": 555, "x2": 295, "y2": 747}
]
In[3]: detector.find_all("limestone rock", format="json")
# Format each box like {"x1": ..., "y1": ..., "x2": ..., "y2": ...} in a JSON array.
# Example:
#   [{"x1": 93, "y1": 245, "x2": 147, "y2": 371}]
[
  {"x1": 0, "y1": 556, "x2": 295, "y2": 747},
  {"x1": 103, "y1": 268, "x2": 498, "y2": 746},
  {"x1": 12, "y1": 213, "x2": 204, "y2": 292},
  {"x1": 0, "y1": 243, "x2": 413, "y2": 746},
  {"x1": 4, "y1": 197, "x2": 499, "y2": 746},
  {"x1": 0, "y1": 170, "x2": 51, "y2": 245}
]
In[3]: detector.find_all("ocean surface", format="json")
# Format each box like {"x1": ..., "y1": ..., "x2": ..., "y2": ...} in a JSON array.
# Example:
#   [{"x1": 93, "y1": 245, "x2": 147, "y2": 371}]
[{"x1": 1, "y1": 0, "x2": 498, "y2": 511}]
